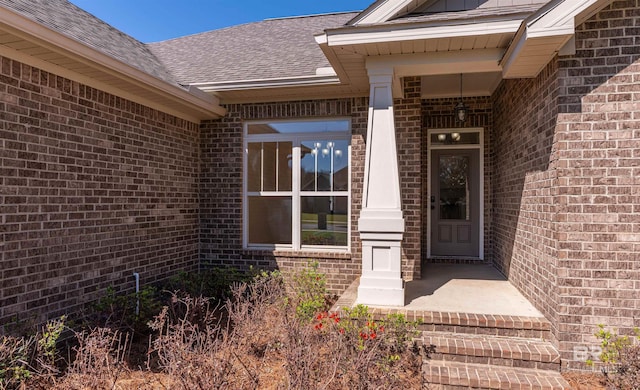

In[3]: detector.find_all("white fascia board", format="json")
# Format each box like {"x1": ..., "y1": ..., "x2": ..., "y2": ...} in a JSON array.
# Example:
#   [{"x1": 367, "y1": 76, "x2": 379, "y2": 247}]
[
  {"x1": 527, "y1": 0, "x2": 600, "y2": 36},
  {"x1": 0, "y1": 6, "x2": 226, "y2": 118},
  {"x1": 501, "y1": 0, "x2": 611, "y2": 78},
  {"x1": 315, "y1": 33, "x2": 354, "y2": 85},
  {"x1": 326, "y1": 19, "x2": 522, "y2": 46},
  {"x1": 352, "y1": 0, "x2": 418, "y2": 26},
  {"x1": 192, "y1": 74, "x2": 341, "y2": 93}
]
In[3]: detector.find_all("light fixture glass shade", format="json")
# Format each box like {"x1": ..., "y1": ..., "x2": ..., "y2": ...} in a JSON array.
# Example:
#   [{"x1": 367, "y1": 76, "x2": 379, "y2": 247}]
[{"x1": 454, "y1": 101, "x2": 467, "y2": 123}]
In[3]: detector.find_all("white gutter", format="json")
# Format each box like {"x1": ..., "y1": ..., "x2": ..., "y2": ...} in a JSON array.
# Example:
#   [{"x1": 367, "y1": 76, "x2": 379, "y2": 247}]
[
  {"x1": 0, "y1": 6, "x2": 226, "y2": 118},
  {"x1": 192, "y1": 73, "x2": 341, "y2": 93}
]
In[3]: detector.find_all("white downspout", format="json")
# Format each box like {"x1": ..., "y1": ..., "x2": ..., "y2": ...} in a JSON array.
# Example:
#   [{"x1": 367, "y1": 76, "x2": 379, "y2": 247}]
[{"x1": 133, "y1": 272, "x2": 140, "y2": 317}]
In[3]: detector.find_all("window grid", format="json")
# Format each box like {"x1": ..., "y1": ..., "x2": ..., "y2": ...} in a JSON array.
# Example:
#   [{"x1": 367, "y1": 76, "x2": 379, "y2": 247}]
[{"x1": 244, "y1": 120, "x2": 350, "y2": 250}]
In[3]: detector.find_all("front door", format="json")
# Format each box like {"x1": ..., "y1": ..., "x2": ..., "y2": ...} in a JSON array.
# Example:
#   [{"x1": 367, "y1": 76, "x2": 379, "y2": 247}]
[{"x1": 430, "y1": 149, "x2": 480, "y2": 257}]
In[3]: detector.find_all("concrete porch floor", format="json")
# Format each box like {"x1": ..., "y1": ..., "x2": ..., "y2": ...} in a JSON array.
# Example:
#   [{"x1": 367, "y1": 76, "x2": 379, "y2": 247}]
[
  {"x1": 403, "y1": 263, "x2": 543, "y2": 317},
  {"x1": 335, "y1": 263, "x2": 543, "y2": 317}
]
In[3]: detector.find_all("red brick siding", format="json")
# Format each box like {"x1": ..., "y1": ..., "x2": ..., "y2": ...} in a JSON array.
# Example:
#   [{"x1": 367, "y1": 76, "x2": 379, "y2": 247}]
[
  {"x1": 422, "y1": 96, "x2": 493, "y2": 262},
  {"x1": 0, "y1": 56, "x2": 200, "y2": 326},
  {"x1": 492, "y1": 61, "x2": 561, "y2": 347},
  {"x1": 554, "y1": 0, "x2": 640, "y2": 369},
  {"x1": 199, "y1": 98, "x2": 369, "y2": 293}
]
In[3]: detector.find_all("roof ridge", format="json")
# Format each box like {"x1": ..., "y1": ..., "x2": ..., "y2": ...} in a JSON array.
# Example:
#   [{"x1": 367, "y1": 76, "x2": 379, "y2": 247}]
[
  {"x1": 264, "y1": 10, "x2": 361, "y2": 21},
  {"x1": 148, "y1": 11, "x2": 360, "y2": 45}
]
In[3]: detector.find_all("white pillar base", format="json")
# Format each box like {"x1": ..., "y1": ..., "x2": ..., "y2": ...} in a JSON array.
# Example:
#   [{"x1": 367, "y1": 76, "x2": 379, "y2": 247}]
[{"x1": 356, "y1": 229, "x2": 405, "y2": 307}]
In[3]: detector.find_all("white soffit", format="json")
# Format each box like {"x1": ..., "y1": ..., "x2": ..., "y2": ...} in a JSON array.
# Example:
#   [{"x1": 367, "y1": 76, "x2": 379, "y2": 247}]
[
  {"x1": 325, "y1": 19, "x2": 522, "y2": 46},
  {"x1": 502, "y1": 0, "x2": 613, "y2": 78},
  {"x1": 421, "y1": 72, "x2": 502, "y2": 98}
]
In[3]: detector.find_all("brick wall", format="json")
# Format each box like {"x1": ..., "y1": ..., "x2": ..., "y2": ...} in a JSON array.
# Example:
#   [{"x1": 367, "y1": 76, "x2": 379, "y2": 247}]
[
  {"x1": 395, "y1": 77, "x2": 423, "y2": 280},
  {"x1": 492, "y1": 61, "x2": 561, "y2": 345},
  {"x1": 199, "y1": 98, "x2": 369, "y2": 294},
  {"x1": 554, "y1": 0, "x2": 640, "y2": 369},
  {"x1": 492, "y1": 0, "x2": 640, "y2": 369},
  {"x1": 422, "y1": 96, "x2": 493, "y2": 261},
  {"x1": 0, "y1": 56, "x2": 201, "y2": 327}
]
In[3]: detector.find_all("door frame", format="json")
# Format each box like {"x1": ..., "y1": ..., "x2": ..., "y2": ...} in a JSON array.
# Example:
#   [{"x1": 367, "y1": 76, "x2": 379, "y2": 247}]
[{"x1": 427, "y1": 128, "x2": 484, "y2": 260}]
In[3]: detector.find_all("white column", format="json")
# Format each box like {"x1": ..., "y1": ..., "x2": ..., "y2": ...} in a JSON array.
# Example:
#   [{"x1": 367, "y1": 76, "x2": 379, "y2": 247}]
[{"x1": 357, "y1": 65, "x2": 405, "y2": 307}]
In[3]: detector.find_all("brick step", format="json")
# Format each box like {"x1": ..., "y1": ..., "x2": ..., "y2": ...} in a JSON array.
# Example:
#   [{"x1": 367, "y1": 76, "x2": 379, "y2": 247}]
[
  {"x1": 411, "y1": 312, "x2": 552, "y2": 339},
  {"x1": 423, "y1": 360, "x2": 571, "y2": 389},
  {"x1": 421, "y1": 331, "x2": 561, "y2": 370}
]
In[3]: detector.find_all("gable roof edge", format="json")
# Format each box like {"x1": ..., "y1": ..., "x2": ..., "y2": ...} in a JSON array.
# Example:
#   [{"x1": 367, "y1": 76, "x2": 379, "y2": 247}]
[
  {"x1": 0, "y1": 4, "x2": 226, "y2": 120},
  {"x1": 348, "y1": 0, "x2": 430, "y2": 26},
  {"x1": 501, "y1": 0, "x2": 614, "y2": 79}
]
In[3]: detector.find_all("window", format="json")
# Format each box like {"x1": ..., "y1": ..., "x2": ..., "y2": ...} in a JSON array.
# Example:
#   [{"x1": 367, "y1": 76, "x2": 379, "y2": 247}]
[{"x1": 244, "y1": 119, "x2": 350, "y2": 250}]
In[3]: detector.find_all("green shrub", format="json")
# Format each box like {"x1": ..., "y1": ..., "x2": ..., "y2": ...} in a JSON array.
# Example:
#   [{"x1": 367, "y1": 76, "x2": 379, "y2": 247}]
[
  {"x1": 290, "y1": 261, "x2": 329, "y2": 322},
  {"x1": 589, "y1": 324, "x2": 640, "y2": 389},
  {"x1": 91, "y1": 285, "x2": 162, "y2": 333},
  {"x1": 163, "y1": 267, "x2": 252, "y2": 302}
]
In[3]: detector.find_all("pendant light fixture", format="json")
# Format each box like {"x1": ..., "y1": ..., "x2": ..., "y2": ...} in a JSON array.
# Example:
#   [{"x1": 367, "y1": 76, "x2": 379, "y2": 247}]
[{"x1": 454, "y1": 73, "x2": 468, "y2": 123}]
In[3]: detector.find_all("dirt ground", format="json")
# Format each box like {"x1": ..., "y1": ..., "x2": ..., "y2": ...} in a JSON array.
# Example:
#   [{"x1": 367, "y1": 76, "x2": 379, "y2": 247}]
[{"x1": 562, "y1": 371, "x2": 607, "y2": 390}]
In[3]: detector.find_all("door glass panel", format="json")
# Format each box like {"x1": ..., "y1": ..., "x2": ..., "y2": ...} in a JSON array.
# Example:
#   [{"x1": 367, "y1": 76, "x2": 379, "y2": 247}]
[
  {"x1": 439, "y1": 155, "x2": 469, "y2": 220},
  {"x1": 300, "y1": 196, "x2": 348, "y2": 246}
]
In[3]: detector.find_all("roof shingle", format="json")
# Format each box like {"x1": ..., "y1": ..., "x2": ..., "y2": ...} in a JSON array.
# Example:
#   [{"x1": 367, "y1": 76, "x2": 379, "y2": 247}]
[
  {"x1": 0, "y1": 0, "x2": 179, "y2": 86},
  {"x1": 148, "y1": 12, "x2": 356, "y2": 85}
]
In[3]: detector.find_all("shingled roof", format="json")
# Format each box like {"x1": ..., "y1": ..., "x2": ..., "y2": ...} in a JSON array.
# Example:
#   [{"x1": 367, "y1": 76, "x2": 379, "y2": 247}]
[
  {"x1": 387, "y1": 3, "x2": 546, "y2": 25},
  {"x1": 148, "y1": 12, "x2": 356, "y2": 85},
  {"x1": 0, "y1": 0, "x2": 179, "y2": 86}
]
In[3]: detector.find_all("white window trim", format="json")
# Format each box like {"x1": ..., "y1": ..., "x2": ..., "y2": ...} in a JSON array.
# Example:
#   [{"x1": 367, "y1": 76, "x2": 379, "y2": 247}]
[{"x1": 243, "y1": 118, "x2": 352, "y2": 252}]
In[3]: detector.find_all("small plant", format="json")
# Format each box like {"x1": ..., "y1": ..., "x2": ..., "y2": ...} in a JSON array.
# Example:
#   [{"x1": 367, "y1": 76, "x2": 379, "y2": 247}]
[
  {"x1": 0, "y1": 335, "x2": 34, "y2": 389},
  {"x1": 91, "y1": 285, "x2": 162, "y2": 333},
  {"x1": 589, "y1": 324, "x2": 640, "y2": 389},
  {"x1": 290, "y1": 261, "x2": 329, "y2": 322},
  {"x1": 163, "y1": 267, "x2": 252, "y2": 302}
]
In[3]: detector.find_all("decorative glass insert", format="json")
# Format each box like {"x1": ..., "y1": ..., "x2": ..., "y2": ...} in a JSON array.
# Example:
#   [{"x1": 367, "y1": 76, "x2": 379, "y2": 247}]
[
  {"x1": 439, "y1": 155, "x2": 469, "y2": 220},
  {"x1": 431, "y1": 132, "x2": 480, "y2": 146}
]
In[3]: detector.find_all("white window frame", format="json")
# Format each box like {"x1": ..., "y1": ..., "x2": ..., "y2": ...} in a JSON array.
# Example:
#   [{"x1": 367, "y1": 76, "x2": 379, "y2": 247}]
[{"x1": 243, "y1": 118, "x2": 352, "y2": 252}]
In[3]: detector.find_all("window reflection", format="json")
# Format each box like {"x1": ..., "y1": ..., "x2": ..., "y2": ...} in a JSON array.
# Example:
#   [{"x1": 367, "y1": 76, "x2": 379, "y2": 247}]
[
  {"x1": 301, "y1": 196, "x2": 348, "y2": 246},
  {"x1": 301, "y1": 140, "x2": 348, "y2": 192}
]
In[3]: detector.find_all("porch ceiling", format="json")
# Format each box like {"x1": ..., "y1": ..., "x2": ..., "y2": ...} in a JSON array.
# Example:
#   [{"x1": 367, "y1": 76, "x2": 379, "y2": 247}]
[{"x1": 317, "y1": 17, "x2": 520, "y2": 98}]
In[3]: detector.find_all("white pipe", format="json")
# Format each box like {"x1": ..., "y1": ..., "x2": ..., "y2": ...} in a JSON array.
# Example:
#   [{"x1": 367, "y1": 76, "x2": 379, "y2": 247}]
[{"x1": 133, "y1": 272, "x2": 140, "y2": 317}]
